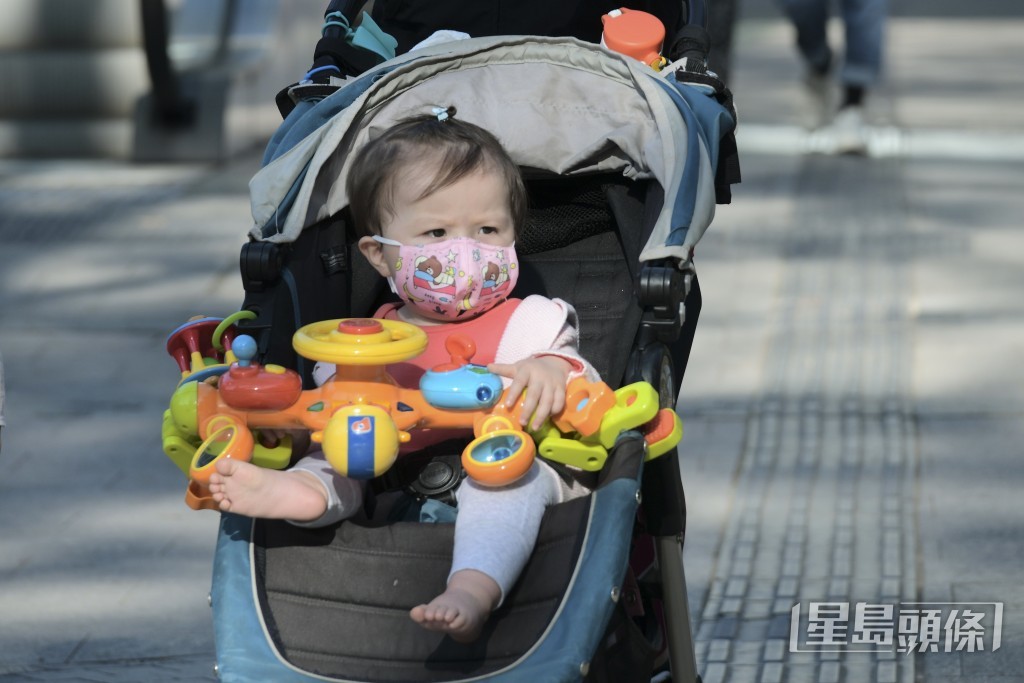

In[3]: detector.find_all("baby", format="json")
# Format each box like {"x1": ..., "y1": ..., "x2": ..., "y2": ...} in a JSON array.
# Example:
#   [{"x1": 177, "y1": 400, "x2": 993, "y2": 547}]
[{"x1": 208, "y1": 109, "x2": 597, "y2": 641}]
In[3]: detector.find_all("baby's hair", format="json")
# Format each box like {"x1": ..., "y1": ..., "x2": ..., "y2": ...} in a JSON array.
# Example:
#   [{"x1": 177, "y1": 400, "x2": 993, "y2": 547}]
[{"x1": 346, "y1": 109, "x2": 527, "y2": 237}]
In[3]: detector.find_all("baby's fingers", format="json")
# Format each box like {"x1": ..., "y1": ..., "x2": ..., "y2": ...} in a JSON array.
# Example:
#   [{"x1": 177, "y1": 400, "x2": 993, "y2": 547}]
[
  {"x1": 521, "y1": 379, "x2": 559, "y2": 430},
  {"x1": 515, "y1": 377, "x2": 541, "y2": 425},
  {"x1": 487, "y1": 363, "x2": 517, "y2": 378},
  {"x1": 490, "y1": 363, "x2": 527, "y2": 409},
  {"x1": 529, "y1": 384, "x2": 557, "y2": 431}
]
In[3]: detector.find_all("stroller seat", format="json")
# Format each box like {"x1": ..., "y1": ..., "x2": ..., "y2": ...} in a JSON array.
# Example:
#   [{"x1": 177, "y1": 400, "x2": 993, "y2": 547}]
[{"x1": 214, "y1": 439, "x2": 648, "y2": 682}]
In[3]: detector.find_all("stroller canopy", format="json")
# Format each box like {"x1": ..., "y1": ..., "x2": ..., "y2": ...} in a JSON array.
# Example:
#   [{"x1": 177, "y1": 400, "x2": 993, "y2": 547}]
[{"x1": 249, "y1": 35, "x2": 734, "y2": 264}]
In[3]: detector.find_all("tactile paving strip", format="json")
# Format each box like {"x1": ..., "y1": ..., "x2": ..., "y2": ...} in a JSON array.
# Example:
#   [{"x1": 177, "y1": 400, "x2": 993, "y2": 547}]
[{"x1": 693, "y1": 158, "x2": 918, "y2": 683}]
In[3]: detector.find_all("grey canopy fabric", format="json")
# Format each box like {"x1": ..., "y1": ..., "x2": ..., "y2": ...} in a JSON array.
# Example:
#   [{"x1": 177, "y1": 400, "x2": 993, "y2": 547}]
[{"x1": 248, "y1": 35, "x2": 718, "y2": 264}]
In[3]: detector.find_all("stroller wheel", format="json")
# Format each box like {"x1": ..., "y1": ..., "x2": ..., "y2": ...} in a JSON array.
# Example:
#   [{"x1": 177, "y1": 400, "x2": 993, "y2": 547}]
[{"x1": 626, "y1": 343, "x2": 677, "y2": 408}]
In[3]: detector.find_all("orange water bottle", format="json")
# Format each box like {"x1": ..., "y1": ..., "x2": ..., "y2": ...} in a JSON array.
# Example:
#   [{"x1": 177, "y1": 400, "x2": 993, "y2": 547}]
[{"x1": 600, "y1": 7, "x2": 668, "y2": 71}]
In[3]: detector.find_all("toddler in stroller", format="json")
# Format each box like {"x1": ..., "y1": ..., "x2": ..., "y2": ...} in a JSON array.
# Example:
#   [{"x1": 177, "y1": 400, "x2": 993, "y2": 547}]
[
  {"x1": 209, "y1": 111, "x2": 602, "y2": 642},
  {"x1": 163, "y1": 18, "x2": 739, "y2": 681}
]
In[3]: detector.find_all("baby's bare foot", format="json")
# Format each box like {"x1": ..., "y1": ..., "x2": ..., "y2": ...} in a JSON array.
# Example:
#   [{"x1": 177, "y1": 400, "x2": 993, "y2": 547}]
[
  {"x1": 207, "y1": 459, "x2": 327, "y2": 522},
  {"x1": 410, "y1": 570, "x2": 501, "y2": 642}
]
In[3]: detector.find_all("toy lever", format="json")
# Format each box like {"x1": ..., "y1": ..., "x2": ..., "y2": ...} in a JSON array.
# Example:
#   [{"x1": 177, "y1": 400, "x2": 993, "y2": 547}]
[{"x1": 432, "y1": 333, "x2": 476, "y2": 372}]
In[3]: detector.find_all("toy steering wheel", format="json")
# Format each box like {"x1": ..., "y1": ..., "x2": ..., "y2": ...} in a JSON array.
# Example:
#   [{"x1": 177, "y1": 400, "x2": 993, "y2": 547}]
[{"x1": 292, "y1": 318, "x2": 428, "y2": 365}]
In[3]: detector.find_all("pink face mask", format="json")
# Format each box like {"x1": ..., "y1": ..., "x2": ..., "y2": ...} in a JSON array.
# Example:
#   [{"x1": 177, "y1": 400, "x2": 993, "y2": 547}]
[{"x1": 374, "y1": 236, "x2": 519, "y2": 320}]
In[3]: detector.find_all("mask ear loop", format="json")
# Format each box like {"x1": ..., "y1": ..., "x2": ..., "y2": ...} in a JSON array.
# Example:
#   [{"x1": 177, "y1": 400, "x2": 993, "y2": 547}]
[{"x1": 369, "y1": 236, "x2": 402, "y2": 293}]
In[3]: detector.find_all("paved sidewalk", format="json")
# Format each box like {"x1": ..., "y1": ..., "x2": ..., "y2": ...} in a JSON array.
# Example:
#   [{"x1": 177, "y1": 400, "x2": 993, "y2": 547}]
[
  {"x1": 678, "y1": 8, "x2": 1024, "y2": 683},
  {"x1": 1, "y1": 9, "x2": 1022, "y2": 683},
  {"x1": 0, "y1": 159, "x2": 251, "y2": 682}
]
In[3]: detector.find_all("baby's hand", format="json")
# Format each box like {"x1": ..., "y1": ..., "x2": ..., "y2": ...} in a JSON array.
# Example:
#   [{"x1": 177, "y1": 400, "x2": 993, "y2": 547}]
[{"x1": 487, "y1": 356, "x2": 573, "y2": 430}]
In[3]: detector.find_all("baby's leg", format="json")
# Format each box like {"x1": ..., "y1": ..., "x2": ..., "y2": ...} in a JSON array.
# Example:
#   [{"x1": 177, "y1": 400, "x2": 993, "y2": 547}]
[
  {"x1": 208, "y1": 452, "x2": 363, "y2": 525},
  {"x1": 208, "y1": 459, "x2": 329, "y2": 521},
  {"x1": 410, "y1": 461, "x2": 562, "y2": 641}
]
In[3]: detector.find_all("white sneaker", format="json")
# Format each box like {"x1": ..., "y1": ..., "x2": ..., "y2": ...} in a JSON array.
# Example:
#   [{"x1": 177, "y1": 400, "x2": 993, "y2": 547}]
[{"x1": 824, "y1": 105, "x2": 870, "y2": 155}]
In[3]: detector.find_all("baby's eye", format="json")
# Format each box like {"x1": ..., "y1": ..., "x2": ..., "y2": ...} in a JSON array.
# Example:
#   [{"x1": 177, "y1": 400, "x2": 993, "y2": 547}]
[
  {"x1": 424, "y1": 228, "x2": 446, "y2": 239},
  {"x1": 479, "y1": 226, "x2": 498, "y2": 235}
]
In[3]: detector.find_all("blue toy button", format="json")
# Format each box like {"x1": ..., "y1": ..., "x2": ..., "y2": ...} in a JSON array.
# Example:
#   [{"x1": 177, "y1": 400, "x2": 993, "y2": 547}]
[
  {"x1": 233, "y1": 335, "x2": 258, "y2": 366},
  {"x1": 468, "y1": 433, "x2": 522, "y2": 463},
  {"x1": 420, "y1": 364, "x2": 503, "y2": 411}
]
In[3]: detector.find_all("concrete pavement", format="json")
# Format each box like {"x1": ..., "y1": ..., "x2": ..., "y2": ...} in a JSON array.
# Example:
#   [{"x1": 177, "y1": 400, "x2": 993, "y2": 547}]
[
  {"x1": 678, "y1": 5, "x2": 1024, "y2": 683},
  {"x1": 1, "y1": 6, "x2": 1022, "y2": 683},
  {"x1": 0, "y1": 158, "x2": 249, "y2": 681}
]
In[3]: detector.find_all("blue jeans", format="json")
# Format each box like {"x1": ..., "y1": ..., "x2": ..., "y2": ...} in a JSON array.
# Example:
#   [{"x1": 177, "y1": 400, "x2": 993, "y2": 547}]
[{"x1": 775, "y1": 0, "x2": 888, "y2": 87}]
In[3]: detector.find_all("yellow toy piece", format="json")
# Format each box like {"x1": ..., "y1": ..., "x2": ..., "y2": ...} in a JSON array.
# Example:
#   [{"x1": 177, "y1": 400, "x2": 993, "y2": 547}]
[
  {"x1": 162, "y1": 409, "x2": 196, "y2": 475},
  {"x1": 538, "y1": 436, "x2": 609, "y2": 472},
  {"x1": 538, "y1": 382, "x2": 683, "y2": 468},
  {"x1": 597, "y1": 383, "x2": 661, "y2": 448},
  {"x1": 643, "y1": 410, "x2": 683, "y2": 460},
  {"x1": 292, "y1": 318, "x2": 428, "y2": 365},
  {"x1": 320, "y1": 404, "x2": 403, "y2": 478}
]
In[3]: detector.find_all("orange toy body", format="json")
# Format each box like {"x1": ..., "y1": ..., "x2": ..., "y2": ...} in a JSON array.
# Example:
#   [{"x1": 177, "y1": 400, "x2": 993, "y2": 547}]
[{"x1": 163, "y1": 316, "x2": 682, "y2": 510}]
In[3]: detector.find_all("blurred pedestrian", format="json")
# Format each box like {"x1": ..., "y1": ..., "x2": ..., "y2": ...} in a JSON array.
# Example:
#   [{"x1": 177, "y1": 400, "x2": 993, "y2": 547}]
[
  {"x1": 776, "y1": 0, "x2": 888, "y2": 153},
  {"x1": 707, "y1": 0, "x2": 739, "y2": 85}
]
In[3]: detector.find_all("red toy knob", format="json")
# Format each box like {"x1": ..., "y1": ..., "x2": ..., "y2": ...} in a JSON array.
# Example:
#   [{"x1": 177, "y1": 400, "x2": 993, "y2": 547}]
[
  {"x1": 338, "y1": 319, "x2": 383, "y2": 335},
  {"x1": 220, "y1": 364, "x2": 303, "y2": 411}
]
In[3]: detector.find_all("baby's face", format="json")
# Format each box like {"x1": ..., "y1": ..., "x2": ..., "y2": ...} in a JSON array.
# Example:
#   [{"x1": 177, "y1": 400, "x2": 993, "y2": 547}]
[{"x1": 379, "y1": 165, "x2": 515, "y2": 253}]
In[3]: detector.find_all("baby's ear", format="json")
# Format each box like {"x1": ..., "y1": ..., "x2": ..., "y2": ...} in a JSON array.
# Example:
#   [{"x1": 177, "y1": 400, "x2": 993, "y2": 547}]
[{"x1": 357, "y1": 236, "x2": 391, "y2": 278}]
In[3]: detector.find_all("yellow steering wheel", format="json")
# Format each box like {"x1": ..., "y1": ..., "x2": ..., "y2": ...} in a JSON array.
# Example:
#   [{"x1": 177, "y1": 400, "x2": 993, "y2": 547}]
[{"x1": 292, "y1": 318, "x2": 428, "y2": 365}]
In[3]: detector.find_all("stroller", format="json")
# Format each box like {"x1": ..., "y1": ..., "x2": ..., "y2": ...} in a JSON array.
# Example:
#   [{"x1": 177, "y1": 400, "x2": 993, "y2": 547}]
[{"x1": 194, "y1": 2, "x2": 739, "y2": 681}]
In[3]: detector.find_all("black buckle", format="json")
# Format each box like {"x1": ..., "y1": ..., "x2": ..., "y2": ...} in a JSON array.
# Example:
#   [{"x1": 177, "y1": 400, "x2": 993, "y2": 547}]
[
  {"x1": 405, "y1": 455, "x2": 465, "y2": 507},
  {"x1": 374, "y1": 444, "x2": 468, "y2": 507}
]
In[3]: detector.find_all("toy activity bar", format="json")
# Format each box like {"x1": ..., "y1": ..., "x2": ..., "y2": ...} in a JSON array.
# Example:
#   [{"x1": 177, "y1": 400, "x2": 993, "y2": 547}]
[{"x1": 162, "y1": 315, "x2": 683, "y2": 510}]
